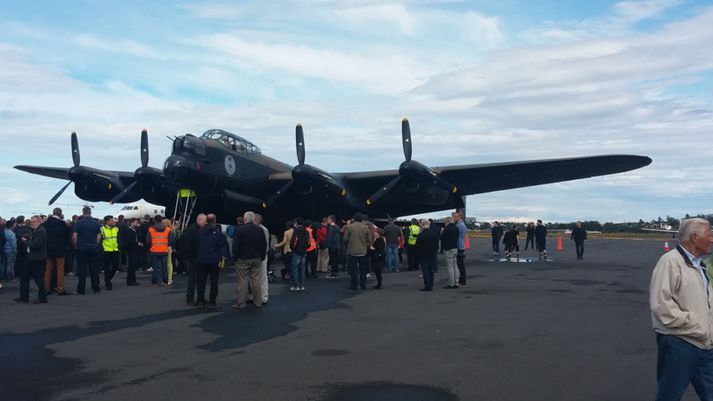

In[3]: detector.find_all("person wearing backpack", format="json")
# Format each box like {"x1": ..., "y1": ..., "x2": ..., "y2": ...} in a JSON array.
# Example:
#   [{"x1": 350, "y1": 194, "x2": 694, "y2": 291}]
[{"x1": 289, "y1": 218, "x2": 309, "y2": 291}]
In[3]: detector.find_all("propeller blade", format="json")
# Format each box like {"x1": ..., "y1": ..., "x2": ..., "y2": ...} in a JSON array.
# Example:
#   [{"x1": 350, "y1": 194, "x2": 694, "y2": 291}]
[
  {"x1": 401, "y1": 117, "x2": 412, "y2": 162},
  {"x1": 109, "y1": 181, "x2": 138, "y2": 205},
  {"x1": 49, "y1": 181, "x2": 72, "y2": 206},
  {"x1": 263, "y1": 180, "x2": 294, "y2": 208},
  {"x1": 366, "y1": 176, "x2": 401, "y2": 206},
  {"x1": 296, "y1": 123, "x2": 305, "y2": 166},
  {"x1": 71, "y1": 131, "x2": 80, "y2": 167},
  {"x1": 140, "y1": 129, "x2": 149, "y2": 168}
]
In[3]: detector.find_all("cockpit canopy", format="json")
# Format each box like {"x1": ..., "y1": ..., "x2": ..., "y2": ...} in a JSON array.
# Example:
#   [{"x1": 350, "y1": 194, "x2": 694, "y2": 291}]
[{"x1": 201, "y1": 129, "x2": 261, "y2": 154}]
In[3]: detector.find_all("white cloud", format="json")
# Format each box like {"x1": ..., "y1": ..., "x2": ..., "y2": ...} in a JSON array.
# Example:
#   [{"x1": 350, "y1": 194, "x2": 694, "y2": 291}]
[
  {"x1": 462, "y1": 11, "x2": 504, "y2": 48},
  {"x1": 74, "y1": 34, "x2": 166, "y2": 60},
  {"x1": 335, "y1": 3, "x2": 416, "y2": 35},
  {"x1": 523, "y1": 0, "x2": 683, "y2": 43},
  {"x1": 613, "y1": 0, "x2": 683, "y2": 23},
  {"x1": 191, "y1": 33, "x2": 432, "y2": 93}
]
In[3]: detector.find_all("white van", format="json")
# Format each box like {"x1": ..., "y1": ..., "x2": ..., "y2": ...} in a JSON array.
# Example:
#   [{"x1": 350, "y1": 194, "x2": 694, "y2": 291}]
[{"x1": 115, "y1": 202, "x2": 166, "y2": 220}]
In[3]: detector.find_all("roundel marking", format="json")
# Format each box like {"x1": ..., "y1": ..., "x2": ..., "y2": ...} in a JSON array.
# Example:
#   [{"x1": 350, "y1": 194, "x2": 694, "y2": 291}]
[{"x1": 224, "y1": 155, "x2": 236, "y2": 176}]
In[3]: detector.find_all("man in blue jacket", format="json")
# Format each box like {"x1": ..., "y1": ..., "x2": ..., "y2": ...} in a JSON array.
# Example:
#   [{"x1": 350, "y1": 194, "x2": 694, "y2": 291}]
[{"x1": 195, "y1": 214, "x2": 228, "y2": 309}]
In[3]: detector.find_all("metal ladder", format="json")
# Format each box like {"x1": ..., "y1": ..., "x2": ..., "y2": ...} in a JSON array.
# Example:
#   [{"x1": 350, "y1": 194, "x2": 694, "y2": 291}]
[{"x1": 172, "y1": 188, "x2": 198, "y2": 232}]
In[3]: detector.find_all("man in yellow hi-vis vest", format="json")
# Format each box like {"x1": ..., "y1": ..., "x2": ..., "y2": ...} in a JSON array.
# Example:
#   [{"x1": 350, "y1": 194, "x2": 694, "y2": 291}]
[
  {"x1": 406, "y1": 218, "x2": 420, "y2": 271},
  {"x1": 100, "y1": 215, "x2": 120, "y2": 290}
]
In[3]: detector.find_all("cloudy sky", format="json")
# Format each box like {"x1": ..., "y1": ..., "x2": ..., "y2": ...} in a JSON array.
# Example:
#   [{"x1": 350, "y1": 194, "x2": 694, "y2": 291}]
[{"x1": 1, "y1": 0, "x2": 712, "y2": 223}]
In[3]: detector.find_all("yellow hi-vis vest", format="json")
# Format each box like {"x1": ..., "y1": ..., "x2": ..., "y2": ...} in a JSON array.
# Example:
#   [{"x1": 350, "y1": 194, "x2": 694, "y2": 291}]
[
  {"x1": 407, "y1": 225, "x2": 420, "y2": 246},
  {"x1": 101, "y1": 226, "x2": 119, "y2": 252}
]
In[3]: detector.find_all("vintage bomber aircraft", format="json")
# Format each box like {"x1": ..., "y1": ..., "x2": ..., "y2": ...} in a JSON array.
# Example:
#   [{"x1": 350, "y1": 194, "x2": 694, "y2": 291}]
[{"x1": 15, "y1": 118, "x2": 652, "y2": 230}]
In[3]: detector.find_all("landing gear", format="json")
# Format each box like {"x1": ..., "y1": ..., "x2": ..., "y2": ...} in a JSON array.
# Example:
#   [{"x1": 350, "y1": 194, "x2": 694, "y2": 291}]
[{"x1": 172, "y1": 188, "x2": 198, "y2": 231}]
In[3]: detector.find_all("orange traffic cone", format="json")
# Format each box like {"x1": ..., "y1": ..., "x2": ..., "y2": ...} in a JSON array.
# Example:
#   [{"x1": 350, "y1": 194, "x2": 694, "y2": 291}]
[
  {"x1": 556, "y1": 235, "x2": 563, "y2": 252},
  {"x1": 663, "y1": 241, "x2": 670, "y2": 252},
  {"x1": 465, "y1": 235, "x2": 470, "y2": 250}
]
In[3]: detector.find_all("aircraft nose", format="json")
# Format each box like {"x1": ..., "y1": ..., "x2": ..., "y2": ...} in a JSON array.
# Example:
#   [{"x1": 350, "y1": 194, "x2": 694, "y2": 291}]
[{"x1": 164, "y1": 155, "x2": 191, "y2": 182}]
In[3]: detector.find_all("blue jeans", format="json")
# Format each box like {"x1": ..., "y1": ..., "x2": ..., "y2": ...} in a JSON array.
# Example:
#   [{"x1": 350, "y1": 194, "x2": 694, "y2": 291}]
[
  {"x1": 386, "y1": 245, "x2": 399, "y2": 271},
  {"x1": 291, "y1": 254, "x2": 305, "y2": 287},
  {"x1": 1, "y1": 251, "x2": 16, "y2": 280},
  {"x1": 151, "y1": 255, "x2": 168, "y2": 284},
  {"x1": 348, "y1": 255, "x2": 368, "y2": 290},
  {"x1": 655, "y1": 334, "x2": 713, "y2": 401}
]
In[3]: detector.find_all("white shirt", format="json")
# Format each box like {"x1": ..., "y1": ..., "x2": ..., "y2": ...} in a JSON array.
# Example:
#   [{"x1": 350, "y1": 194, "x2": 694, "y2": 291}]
[{"x1": 681, "y1": 245, "x2": 710, "y2": 296}]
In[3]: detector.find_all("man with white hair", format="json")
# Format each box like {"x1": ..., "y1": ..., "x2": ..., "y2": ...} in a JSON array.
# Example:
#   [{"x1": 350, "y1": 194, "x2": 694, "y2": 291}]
[
  {"x1": 650, "y1": 218, "x2": 713, "y2": 400},
  {"x1": 231, "y1": 211, "x2": 267, "y2": 309}
]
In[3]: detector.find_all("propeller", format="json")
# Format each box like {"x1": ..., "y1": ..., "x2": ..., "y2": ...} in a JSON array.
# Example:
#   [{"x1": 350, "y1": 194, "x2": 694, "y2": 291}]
[
  {"x1": 262, "y1": 124, "x2": 345, "y2": 208},
  {"x1": 402, "y1": 117, "x2": 412, "y2": 162},
  {"x1": 366, "y1": 118, "x2": 457, "y2": 206},
  {"x1": 48, "y1": 181, "x2": 73, "y2": 206},
  {"x1": 109, "y1": 129, "x2": 157, "y2": 204},
  {"x1": 48, "y1": 132, "x2": 80, "y2": 206},
  {"x1": 141, "y1": 128, "x2": 149, "y2": 168},
  {"x1": 296, "y1": 124, "x2": 305, "y2": 166},
  {"x1": 71, "y1": 131, "x2": 80, "y2": 167}
]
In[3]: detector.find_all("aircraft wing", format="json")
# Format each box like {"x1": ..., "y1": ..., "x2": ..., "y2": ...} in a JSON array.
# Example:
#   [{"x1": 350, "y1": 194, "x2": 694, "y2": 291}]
[
  {"x1": 433, "y1": 154, "x2": 652, "y2": 195},
  {"x1": 14, "y1": 166, "x2": 70, "y2": 180},
  {"x1": 340, "y1": 154, "x2": 651, "y2": 197},
  {"x1": 641, "y1": 228, "x2": 678, "y2": 233},
  {"x1": 14, "y1": 165, "x2": 138, "y2": 184}
]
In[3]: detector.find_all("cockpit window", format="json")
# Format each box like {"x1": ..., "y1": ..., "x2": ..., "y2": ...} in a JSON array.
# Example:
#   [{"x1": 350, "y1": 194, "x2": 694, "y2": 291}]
[{"x1": 201, "y1": 129, "x2": 261, "y2": 154}]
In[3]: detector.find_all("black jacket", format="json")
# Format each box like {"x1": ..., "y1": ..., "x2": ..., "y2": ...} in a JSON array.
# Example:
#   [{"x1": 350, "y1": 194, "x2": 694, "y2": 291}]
[
  {"x1": 571, "y1": 227, "x2": 587, "y2": 242},
  {"x1": 535, "y1": 225, "x2": 548, "y2": 241},
  {"x1": 180, "y1": 224, "x2": 200, "y2": 261},
  {"x1": 440, "y1": 224, "x2": 459, "y2": 251},
  {"x1": 117, "y1": 220, "x2": 129, "y2": 249},
  {"x1": 121, "y1": 227, "x2": 141, "y2": 252},
  {"x1": 44, "y1": 216, "x2": 71, "y2": 258},
  {"x1": 491, "y1": 225, "x2": 503, "y2": 239},
  {"x1": 28, "y1": 226, "x2": 47, "y2": 262},
  {"x1": 290, "y1": 226, "x2": 310, "y2": 256},
  {"x1": 371, "y1": 236, "x2": 386, "y2": 262},
  {"x1": 232, "y1": 223, "x2": 267, "y2": 261},
  {"x1": 503, "y1": 229, "x2": 519, "y2": 247},
  {"x1": 196, "y1": 224, "x2": 228, "y2": 264},
  {"x1": 526, "y1": 226, "x2": 535, "y2": 238},
  {"x1": 415, "y1": 227, "x2": 440, "y2": 259},
  {"x1": 14, "y1": 225, "x2": 33, "y2": 256}
]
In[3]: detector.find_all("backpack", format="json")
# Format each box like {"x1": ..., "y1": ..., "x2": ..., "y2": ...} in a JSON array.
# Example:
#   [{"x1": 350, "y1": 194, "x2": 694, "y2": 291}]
[{"x1": 290, "y1": 227, "x2": 309, "y2": 256}]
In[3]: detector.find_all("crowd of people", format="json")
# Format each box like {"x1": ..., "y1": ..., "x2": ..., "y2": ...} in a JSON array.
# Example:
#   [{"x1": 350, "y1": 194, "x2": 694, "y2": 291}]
[
  {"x1": 1, "y1": 205, "x2": 593, "y2": 307},
  {"x1": 0, "y1": 207, "x2": 476, "y2": 305},
  {"x1": 489, "y1": 219, "x2": 588, "y2": 261}
]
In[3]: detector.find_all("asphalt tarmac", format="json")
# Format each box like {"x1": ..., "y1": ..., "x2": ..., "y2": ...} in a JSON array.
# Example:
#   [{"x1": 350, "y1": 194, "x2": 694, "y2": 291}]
[{"x1": 0, "y1": 237, "x2": 692, "y2": 401}]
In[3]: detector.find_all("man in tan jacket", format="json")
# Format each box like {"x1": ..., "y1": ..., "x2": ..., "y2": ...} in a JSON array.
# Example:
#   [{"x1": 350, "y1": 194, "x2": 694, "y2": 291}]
[
  {"x1": 650, "y1": 218, "x2": 713, "y2": 401},
  {"x1": 343, "y1": 213, "x2": 373, "y2": 291}
]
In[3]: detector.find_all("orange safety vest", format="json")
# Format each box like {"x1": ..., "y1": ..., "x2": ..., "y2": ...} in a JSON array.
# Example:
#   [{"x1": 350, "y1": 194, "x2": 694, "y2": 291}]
[
  {"x1": 149, "y1": 226, "x2": 171, "y2": 253},
  {"x1": 306, "y1": 227, "x2": 317, "y2": 252}
]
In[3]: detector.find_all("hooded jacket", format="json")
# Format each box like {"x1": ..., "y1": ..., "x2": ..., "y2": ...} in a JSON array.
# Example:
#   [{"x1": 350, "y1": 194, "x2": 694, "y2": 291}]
[{"x1": 145, "y1": 222, "x2": 174, "y2": 255}]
